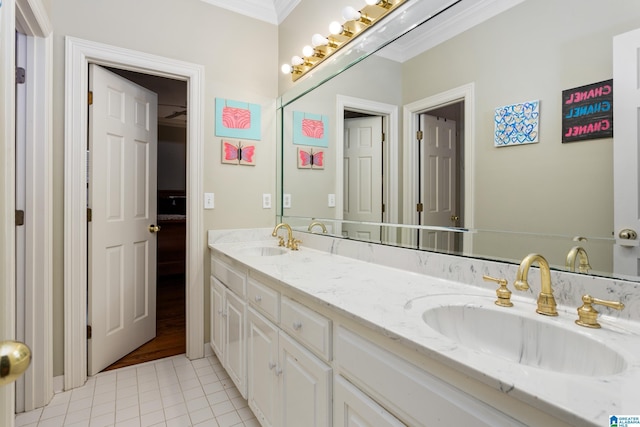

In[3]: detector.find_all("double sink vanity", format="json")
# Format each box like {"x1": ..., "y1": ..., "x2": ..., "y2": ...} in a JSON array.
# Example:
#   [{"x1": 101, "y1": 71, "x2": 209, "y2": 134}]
[{"x1": 208, "y1": 226, "x2": 640, "y2": 426}]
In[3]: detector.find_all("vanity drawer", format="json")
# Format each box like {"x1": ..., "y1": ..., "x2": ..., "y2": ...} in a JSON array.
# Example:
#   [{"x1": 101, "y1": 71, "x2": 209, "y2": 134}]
[
  {"x1": 281, "y1": 296, "x2": 331, "y2": 361},
  {"x1": 335, "y1": 327, "x2": 524, "y2": 427},
  {"x1": 211, "y1": 257, "x2": 246, "y2": 296},
  {"x1": 247, "y1": 277, "x2": 280, "y2": 322}
]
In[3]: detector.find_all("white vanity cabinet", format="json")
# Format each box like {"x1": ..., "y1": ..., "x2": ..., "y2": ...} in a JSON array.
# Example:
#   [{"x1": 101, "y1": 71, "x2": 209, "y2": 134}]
[
  {"x1": 210, "y1": 259, "x2": 248, "y2": 398},
  {"x1": 248, "y1": 301, "x2": 332, "y2": 427},
  {"x1": 334, "y1": 375, "x2": 406, "y2": 427}
]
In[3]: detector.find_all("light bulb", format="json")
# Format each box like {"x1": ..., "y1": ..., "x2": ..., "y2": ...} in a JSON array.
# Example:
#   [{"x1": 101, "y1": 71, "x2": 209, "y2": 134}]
[
  {"x1": 329, "y1": 21, "x2": 344, "y2": 35},
  {"x1": 342, "y1": 6, "x2": 361, "y2": 21},
  {"x1": 302, "y1": 45, "x2": 314, "y2": 57},
  {"x1": 312, "y1": 33, "x2": 328, "y2": 47},
  {"x1": 291, "y1": 56, "x2": 304, "y2": 66},
  {"x1": 281, "y1": 64, "x2": 292, "y2": 74}
]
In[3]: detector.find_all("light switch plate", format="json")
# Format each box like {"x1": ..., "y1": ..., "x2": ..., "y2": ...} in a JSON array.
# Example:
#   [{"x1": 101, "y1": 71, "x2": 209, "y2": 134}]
[
  {"x1": 328, "y1": 193, "x2": 336, "y2": 207},
  {"x1": 204, "y1": 192, "x2": 214, "y2": 209},
  {"x1": 263, "y1": 193, "x2": 272, "y2": 209},
  {"x1": 283, "y1": 194, "x2": 292, "y2": 209}
]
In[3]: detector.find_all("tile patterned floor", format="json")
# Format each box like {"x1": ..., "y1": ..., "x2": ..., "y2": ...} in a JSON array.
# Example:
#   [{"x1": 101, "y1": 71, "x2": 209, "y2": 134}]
[{"x1": 14, "y1": 353, "x2": 260, "y2": 427}]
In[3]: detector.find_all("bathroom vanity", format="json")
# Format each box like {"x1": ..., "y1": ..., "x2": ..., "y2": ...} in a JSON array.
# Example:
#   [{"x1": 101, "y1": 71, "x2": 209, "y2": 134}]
[{"x1": 208, "y1": 228, "x2": 640, "y2": 427}]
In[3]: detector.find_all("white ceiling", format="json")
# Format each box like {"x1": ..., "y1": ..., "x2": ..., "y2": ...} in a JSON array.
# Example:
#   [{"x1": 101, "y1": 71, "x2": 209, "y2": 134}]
[{"x1": 199, "y1": 0, "x2": 301, "y2": 25}]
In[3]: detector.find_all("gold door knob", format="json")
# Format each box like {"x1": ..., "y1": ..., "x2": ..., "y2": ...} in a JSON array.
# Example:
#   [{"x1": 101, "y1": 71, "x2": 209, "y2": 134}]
[
  {"x1": 149, "y1": 224, "x2": 161, "y2": 233},
  {"x1": 619, "y1": 229, "x2": 637, "y2": 240},
  {"x1": 450, "y1": 215, "x2": 459, "y2": 223},
  {"x1": 0, "y1": 340, "x2": 31, "y2": 386}
]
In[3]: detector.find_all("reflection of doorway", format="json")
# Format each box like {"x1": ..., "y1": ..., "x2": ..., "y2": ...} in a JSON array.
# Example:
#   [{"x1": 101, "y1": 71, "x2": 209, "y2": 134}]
[
  {"x1": 343, "y1": 112, "x2": 383, "y2": 241},
  {"x1": 336, "y1": 95, "x2": 399, "y2": 244},
  {"x1": 417, "y1": 103, "x2": 463, "y2": 252},
  {"x1": 403, "y1": 83, "x2": 475, "y2": 253},
  {"x1": 98, "y1": 68, "x2": 188, "y2": 372}
]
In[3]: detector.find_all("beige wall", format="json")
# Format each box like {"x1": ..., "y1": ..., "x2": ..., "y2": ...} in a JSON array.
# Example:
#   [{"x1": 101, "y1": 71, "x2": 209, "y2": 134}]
[
  {"x1": 51, "y1": 0, "x2": 278, "y2": 376},
  {"x1": 403, "y1": 0, "x2": 640, "y2": 267}
]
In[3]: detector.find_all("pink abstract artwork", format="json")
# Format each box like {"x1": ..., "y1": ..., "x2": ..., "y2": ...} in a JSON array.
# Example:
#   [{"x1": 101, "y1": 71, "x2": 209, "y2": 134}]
[
  {"x1": 302, "y1": 118, "x2": 325, "y2": 139},
  {"x1": 222, "y1": 106, "x2": 251, "y2": 129}
]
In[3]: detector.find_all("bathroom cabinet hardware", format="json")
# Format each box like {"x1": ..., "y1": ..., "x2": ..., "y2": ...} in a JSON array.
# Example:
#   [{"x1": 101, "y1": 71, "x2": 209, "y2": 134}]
[
  {"x1": 514, "y1": 253, "x2": 558, "y2": 316},
  {"x1": 254, "y1": 295, "x2": 262, "y2": 303},
  {"x1": 269, "y1": 362, "x2": 276, "y2": 370},
  {"x1": 575, "y1": 294, "x2": 625, "y2": 328},
  {"x1": 293, "y1": 321, "x2": 303, "y2": 330},
  {"x1": 275, "y1": 367, "x2": 283, "y2": 376},
  {"x1": 483, "y1": 275, "x2": 513, "y2": 307}
]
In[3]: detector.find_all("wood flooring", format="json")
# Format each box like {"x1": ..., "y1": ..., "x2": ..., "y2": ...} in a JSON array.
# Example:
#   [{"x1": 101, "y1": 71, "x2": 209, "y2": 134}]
[{"x1": 103, "y1": 274, "x2": 186, "y2": 371}]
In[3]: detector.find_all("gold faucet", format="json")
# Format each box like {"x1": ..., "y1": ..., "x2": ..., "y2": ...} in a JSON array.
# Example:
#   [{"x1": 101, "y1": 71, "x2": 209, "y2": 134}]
[
  {"x1": 272, "y1": 223, "x2": 301, "y2": 250},
  {"x1": 565, "y1": 246, "x2": 591, "y2": 273},
  {"x1": 307, "y1": 221, "x2": 327, "y2": 233},
  {"x1": 514, "y1": 253, "x2": 558, "y2": 316}
]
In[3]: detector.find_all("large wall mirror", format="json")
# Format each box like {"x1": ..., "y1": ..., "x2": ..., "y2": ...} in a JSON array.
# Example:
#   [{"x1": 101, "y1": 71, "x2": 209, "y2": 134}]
[{"x1": 278, "y1": 0, "x2": 640, "y2": 281}]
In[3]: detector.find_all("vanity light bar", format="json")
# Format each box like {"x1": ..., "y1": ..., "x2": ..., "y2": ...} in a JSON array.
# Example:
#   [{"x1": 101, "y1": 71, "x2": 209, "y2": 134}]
[{"x1": 283, "y1": 0, "x2": 408, "y2": 82}]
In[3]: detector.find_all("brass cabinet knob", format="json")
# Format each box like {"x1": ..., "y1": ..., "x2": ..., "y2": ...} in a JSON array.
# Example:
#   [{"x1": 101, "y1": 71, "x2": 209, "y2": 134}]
[
  {"x1": 576, "y1": 294, "x2": 625, "y2": 328},
  {"x1": 148, "y1": 224, "x2": 161, "y2": 233},
  {"x1": 0, "y1": 340, "x2": 32, "y2": 386}
]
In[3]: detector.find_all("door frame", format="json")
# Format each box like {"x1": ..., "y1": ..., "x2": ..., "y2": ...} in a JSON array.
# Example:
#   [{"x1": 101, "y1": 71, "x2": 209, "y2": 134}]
[
  {"x1": 64, "y1": 36, "x2": 205, "y2": 390},
  {"x1": 336, "y1": 95, "x2": 398, "y2": 239},
  {"x1": 402, "y1": 83, "x2": 475, "y2": 250},
  {"x1": 1, "y1": 0, "x2": 53, "y2": 421}
]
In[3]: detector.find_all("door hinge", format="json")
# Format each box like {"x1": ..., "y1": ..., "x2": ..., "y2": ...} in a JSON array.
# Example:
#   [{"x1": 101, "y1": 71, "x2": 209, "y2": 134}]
[
  {"x1": 87, "y1": 208, "x2": 92, "y2": 222},
  {"x1": 16, "y1": 67, "x2": 26, "y2": 84},
  {"x1": 381, "y1": 132, "x2": 386, "y2": 143},
  {"x1": 87, "y1": 325, "x2": 92, "y2": 339},
  {"x1": 88, "y1": 91, "x2": 93, "y2": 105},
  {"x1": 417, "y1": 203, "x2": 424, "y2": 213},
  {"x1": 382, "y1": 203, "x2": 386, "y2": 213},
  {"x1": 416, "y1": 130, "x2": 424, "y2": 140},
  {"x1": 15, "y1": 210, "x2": 25, "y2": 226}
]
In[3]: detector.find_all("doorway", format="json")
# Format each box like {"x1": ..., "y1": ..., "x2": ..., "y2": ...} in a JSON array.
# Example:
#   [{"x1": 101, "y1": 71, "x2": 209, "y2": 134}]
[
  {"x1": 402, "y1": 83, "x2": 476, "y2": 252},
  {"x1": 98, "y1": 68, "x2": 188, "y2": 372},
  {"x1": 64, "y1": 37, "x2": 205, "y2": 391}
]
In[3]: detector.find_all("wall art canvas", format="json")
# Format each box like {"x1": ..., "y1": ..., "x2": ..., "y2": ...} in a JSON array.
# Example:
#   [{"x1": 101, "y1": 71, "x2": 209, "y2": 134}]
[
  {"x1": 215, "y1": 98, "x2": 261, "y2": 140},
  {"x1": 221, "y1": 140, "x2": 256, "y2": 166},
  {"x1": 293, "y1": 111, "x2": 329, "y2": 147},
  {"x1": 494, "y1": 100, "x2": 540, "y2": 147},
  {"x1": 297, "y1": 147, "x2": 324, "y2": 169}
]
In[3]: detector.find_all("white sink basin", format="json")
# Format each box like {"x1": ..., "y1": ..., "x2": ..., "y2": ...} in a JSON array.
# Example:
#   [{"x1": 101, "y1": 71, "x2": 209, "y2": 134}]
[
  {"x1": 422, "y1": 303, "x2": 627, "y2": 376},
  {"x1": 237, "y1": 246, "x2": 288, "y2": 257}
]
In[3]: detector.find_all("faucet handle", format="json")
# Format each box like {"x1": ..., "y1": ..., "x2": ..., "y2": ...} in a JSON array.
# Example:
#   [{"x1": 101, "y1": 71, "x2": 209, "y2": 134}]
[
  {"x1": 575, "y1": 294, "x2": 625, "y2": 328},
  {"x1": 289, "y1": 238, "x2": 302, "y2": 251},
  {"x1": 483, "y1": 275, "x2": 513, "y2": 307},
  {"x1": 277, "y1": 236, "x2": 286, "y2": 247}
]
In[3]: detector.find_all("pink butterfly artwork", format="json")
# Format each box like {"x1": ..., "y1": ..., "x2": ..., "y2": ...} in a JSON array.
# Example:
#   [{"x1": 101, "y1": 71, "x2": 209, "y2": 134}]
[
  {"x1": 301, "y1": 118, "x2": 325, "y2": 139},
  {"x1": 297, "y1": 147, "x2": 324, "y2": 169},
  {"x1": 222, "y1": 140, "x2": 256, "y2": 166},
  {"x1": 222, "y1": 106, "x2": 251, "y2": 129}
]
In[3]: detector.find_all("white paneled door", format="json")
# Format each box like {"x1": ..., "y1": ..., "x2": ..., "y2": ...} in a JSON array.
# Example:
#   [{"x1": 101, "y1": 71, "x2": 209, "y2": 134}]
[
  {"x1": 88, "y1": 64, "x2": 158, "y2": 375},
  {"x1": 614, "y1": 28, "x2": 640, "y2": 278},
  {"x1": 343, "y1": 116, "x2": 383, "y2": 240},
  {"x1": 420, "y1": 114, "x2": 457, "y2": 252}
]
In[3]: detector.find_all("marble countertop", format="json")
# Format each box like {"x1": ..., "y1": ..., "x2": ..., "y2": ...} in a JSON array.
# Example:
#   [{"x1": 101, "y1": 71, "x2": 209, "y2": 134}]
[{"x1": 208, "y1": 229, "x2": 640, "y2": 426}]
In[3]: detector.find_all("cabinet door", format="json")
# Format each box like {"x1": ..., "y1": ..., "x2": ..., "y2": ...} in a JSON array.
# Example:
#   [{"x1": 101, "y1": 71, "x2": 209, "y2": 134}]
[
  {"x1": 225, "y1": 289, "x2": 247, "y2": 397},
  {"x1": 210, "y1": 277, "x2": 225, "y2": 359},
  {"x1": 279, "y1": 332, "x2": 332, "y2": 427},
  {"x1": 334, "y1": 375, "x2": 406, "y2": 427},
  {"x1": 248, "y1": 308, "x2": 279, "y2": 427}
]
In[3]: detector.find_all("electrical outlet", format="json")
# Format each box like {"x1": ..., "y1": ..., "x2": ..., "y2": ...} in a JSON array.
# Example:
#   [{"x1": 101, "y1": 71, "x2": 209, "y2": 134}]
[
  {"x1": 328, "y1": 193, "x2": 336, "y2": 207},
  {"x1": 263, "y1": 193, "x2": 272, "y2": 209},
  {"x1": 204, "y1": 192, "x2": 214, "y2": 209},
  {"x1": 283, "y1": 194, "x2": 292, "y2": 209}
]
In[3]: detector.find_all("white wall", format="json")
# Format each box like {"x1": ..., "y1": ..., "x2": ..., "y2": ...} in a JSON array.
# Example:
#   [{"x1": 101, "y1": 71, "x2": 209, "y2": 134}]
[{"x1": 51, "y1": 0, "x2": 278, "y2": 375}]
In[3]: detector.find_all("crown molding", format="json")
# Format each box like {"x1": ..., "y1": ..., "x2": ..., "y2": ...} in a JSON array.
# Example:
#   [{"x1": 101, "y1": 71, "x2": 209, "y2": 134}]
[{"x1": 200, "y1": 0, "x2": 300, "y2": 25}]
